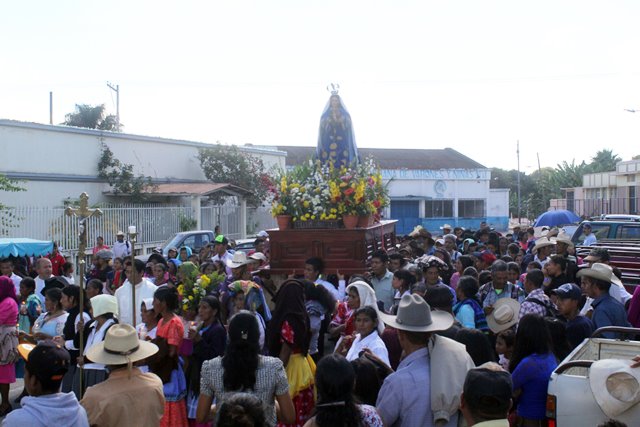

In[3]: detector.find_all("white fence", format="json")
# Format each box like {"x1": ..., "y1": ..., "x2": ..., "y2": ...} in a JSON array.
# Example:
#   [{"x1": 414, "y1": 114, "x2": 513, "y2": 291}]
[{"x1": 3, "y1": 204, "x2": 276, "y2": 253}]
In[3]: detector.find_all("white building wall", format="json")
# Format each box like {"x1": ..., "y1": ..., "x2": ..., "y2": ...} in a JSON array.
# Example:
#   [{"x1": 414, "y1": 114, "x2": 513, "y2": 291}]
[{"x1": 0, "y1": 120, "x2": 287, "y2": 207}]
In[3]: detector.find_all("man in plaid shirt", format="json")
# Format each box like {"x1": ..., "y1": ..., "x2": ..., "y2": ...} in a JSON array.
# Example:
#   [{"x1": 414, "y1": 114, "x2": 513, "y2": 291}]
[{"x1": 519, "y1": 269, "x2": 556, "y2": 320}]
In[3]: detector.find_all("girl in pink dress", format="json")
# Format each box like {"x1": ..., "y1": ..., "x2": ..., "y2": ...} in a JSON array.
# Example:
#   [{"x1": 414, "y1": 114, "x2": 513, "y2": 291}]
[{"x1": 0, "y1": 276, "x2": 19, "y2": 416}]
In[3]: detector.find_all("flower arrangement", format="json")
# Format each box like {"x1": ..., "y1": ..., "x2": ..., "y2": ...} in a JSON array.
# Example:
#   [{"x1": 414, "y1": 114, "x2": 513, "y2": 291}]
[
  {"x1": 178, "y1": 271, "x2": 225, "y2": 312},
  {"x1": 269, "y1": 157, "x2": 389, "y2": 224}
]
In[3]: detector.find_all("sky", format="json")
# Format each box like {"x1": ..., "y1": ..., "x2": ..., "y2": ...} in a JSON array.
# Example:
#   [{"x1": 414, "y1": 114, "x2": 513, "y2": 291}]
[{"x1": 3, "y1": 1, "x2": 640, "y2": 173}]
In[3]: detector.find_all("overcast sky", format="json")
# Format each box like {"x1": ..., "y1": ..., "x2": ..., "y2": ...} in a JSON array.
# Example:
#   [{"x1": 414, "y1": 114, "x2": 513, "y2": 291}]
[{"x1": 3, "y1": 1, "x2": 640, "y2": 173}]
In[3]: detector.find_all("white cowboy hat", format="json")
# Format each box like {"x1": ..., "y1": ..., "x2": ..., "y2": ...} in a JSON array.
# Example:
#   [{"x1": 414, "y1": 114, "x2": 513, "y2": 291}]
[
  {"x1": 532, "y1": 237, "x2": 556, "y2": 254},
  {"x1": 86, "y1": 324, "x2": 158, "y2": 366},
  {"x1": 227, "y1": 251, "x2": 250, "y2": 269},
  {"x1": 486, "y1": 298, "x2": 520, "y2": 333},
  {"x1": 552, "y1": 232, "x2": 574, "y2": 248},
  {"x1": 440, "y1": 224, "x2": 452, "y2": 230},
  {"x1": 248, "y1": 252, "x2": 267, "y2": 263},
  {"x1": 379, "y1": 294, "x2": 453, "y2": 333},
  {"x1": 589, "y1": 359, "x2": 640, "y2": 418},
  {"x1": 577, "y1": 263, "x2": 621, "y2": 286}
]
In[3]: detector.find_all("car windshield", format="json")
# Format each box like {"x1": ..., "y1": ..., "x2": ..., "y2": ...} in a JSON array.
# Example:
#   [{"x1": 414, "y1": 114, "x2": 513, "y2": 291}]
[
  {"x1": 573, "y1": 224, "x2": 610, "y2": 244},
  {"x1": 160, "y1": 234, "x2": 184, "y2": 256}
]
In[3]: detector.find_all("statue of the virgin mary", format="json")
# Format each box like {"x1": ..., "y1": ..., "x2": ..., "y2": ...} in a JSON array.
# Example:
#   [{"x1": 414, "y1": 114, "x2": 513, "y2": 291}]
[{"x1": 316, "y1": 86, "x2": 359, "y2": 167}]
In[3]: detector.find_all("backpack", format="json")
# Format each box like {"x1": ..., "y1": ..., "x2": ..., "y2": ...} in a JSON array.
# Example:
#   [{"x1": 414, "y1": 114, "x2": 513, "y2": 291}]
[{"x1": 527, "y1": 297, "x2": 560, "y2": 318}]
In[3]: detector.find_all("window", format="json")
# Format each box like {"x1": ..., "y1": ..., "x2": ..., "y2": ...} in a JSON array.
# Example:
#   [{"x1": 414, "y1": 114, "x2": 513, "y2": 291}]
[
  {"x1": 458, "y1": 199, "x2": 485, "y2": 218},
  {"x1": 425, "y1": 200, "x2": 453, "y2": 218},
  {"x1": 627, "y1": 175, "x2": 636, "y2": 183},
  {"x1": 618, "y1": 225, "x2": 640, "y2": 239}
]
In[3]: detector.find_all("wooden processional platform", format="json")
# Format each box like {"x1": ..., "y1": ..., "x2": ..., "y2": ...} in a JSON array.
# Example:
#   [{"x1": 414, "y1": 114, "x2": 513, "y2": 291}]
[{"x1": 268, "y1": 220, "x2": 397, "y2": 275}]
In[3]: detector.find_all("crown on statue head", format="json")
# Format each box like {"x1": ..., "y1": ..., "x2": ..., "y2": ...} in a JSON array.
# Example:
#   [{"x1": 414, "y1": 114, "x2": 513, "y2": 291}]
[{"x1": 326, "y1": 83, "x2": 340, "y2": 96}]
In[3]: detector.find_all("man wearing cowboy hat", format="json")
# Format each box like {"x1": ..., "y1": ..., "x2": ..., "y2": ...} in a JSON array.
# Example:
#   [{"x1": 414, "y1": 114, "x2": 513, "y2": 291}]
[
  {"x1": 80, "y1": 324, "x2": 164, "y2": 427},
  {"x1": 551, "y1": 232, "x2": 578, "y2": 282},
  {"x1": 376, "y1": 294, "x2": 474, "y2": 427},
  {"x1": 578, "y1": 263, "x2": 630, "y2": 338}
]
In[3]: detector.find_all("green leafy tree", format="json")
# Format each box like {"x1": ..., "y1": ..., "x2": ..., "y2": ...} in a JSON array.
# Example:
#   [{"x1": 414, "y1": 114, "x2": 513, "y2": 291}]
[
  {"x1": 588, "y1": 149, "x2": 621, "y2": 173},
  {"x1": 490, "y1": 168, "x2": 534, "y2": 217},
  {"x1": 97, "y1": 143, "x2": 154, "y2": 200},
  {"x1": 198, "y1": 143, "x2": 269, "y2": 206},
  {"x1": 0, "y1": 174, "x2": 26, "y2": 235},
  {"x1": 62, "y1": 104, "x2": 121, "y2": 131},
  {"x1": 551, "y1": 160, "x2": 589, "y2": 189}
]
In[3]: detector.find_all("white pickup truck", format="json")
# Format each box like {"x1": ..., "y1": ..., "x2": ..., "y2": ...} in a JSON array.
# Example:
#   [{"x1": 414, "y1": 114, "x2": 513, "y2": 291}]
[{"x1": 547, "y1": 327, "x2": 640, "y2": 427}]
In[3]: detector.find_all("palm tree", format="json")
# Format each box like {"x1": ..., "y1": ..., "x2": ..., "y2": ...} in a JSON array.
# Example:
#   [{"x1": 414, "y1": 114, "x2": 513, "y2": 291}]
[
  {"x1": 589, "y1": 149, "x2": 621, "y2": 173},
  {"x1": 62, "y1": 104, "x2": 120, "y2": 131}
]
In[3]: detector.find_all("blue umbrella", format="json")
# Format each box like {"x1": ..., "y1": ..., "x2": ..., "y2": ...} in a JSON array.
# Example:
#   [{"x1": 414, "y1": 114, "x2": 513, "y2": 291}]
[{"x1": 534, "y1": 210, "x2": 580, "y2": 227}]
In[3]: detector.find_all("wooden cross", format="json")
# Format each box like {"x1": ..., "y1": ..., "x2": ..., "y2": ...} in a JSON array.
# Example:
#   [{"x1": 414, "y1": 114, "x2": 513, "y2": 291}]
[{"x1": 65, "y1": 192, "x2": 102, "y2": 398}]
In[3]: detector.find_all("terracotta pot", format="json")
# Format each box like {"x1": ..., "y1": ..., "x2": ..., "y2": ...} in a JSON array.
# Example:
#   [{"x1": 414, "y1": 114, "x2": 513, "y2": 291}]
[
  {"x1": 357, "y1": 214, "x2": 372, "y2": 228},
  {"x1": 276, "y1": 215, "x2": 292, "y2": 230},
  {"x1": 342, "y1": 214, "x2": 358, "y2": 229}
]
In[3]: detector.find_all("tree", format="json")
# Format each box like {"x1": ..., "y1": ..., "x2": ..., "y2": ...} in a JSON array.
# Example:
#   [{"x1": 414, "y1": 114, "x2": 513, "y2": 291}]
[
  {"x1": 198, "y1": 143, "x2": 270, "y2": 206},
  {"x1": 551, "y1": 160, "x2": 589, "y2": 189},
  {"x1": 588, "y1": 149, "x2": 620, "y2": 173},
  {"x1": 0, "y1": 174, "x2": 26, "y2": 235},
  {"x1": 97, "y1": 143, "x2": 154, "y2": 200},
  {"x1": 62, "y1": 104, "x2": 121, "y2": 131},
  {"x1": 490, "y1": 168, "x2": 535, "y2": 217}
]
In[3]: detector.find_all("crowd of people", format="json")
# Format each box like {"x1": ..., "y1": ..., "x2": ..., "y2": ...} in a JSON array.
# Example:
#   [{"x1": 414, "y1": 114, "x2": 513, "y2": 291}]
[{"x1": 0, "y1": 222, "x2": 639, "y2": 426}]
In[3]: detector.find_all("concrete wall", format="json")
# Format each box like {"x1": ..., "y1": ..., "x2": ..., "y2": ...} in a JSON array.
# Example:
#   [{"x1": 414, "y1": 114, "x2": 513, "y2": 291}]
[{"x1": 0, "y1": 120, "x2": 287, "y2": 207}]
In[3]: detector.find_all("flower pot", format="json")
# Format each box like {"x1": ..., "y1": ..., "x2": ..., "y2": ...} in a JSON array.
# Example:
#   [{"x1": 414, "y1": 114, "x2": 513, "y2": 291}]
[
  {"x1": 357, "y1": 214, "x2": 372, "y2": 228},
  {"x1": 276, "y1": 215, "x2": 292, "y2": 230},
  {"x1": 342, "y1": 214, "x2": 358, "y2": 229}
]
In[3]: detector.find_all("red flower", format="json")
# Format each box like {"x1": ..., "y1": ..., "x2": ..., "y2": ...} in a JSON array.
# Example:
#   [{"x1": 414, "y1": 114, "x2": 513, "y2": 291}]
[
  {"x1": 344, "y1": 187, "x2": 355, "y2": 196},
  {"x1": 373, "y1": 199, "x2": 381, "y2": 208}
]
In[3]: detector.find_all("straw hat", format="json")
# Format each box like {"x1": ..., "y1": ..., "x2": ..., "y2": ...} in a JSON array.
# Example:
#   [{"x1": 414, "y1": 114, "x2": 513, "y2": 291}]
[
  {"x1": 86, "y1": 324, "x2": 158, "y2": 366},
  {"x1": 227, "y1": 251, "x2": 250, "y2": 269},
  {"x1": 379, "y1": 294, "x2": 453, "y2": 333},
  {"x1": 486, "y1": 298, "x2": 520, "y2": 333},
  {"x1": 532, "y1": 237, "x2": 556, "y2": 254},
  {"x1": 552, "y1": 232, "x2": 574, "y2": 248},
  {"x1": 589, "y1": 359, "x2": 640, "y2": 418},
  {"x1": 577, "y1": 263, "x2": 617, "y2": 284}
]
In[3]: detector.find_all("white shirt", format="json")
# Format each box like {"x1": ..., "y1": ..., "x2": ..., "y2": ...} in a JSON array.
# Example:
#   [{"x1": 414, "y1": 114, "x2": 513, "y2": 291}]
[
  {"x1": 211, "y1": 251, "x2": 233, "y2": 276},
  {"x1": 115, "y1": 278, "x2": 157, "y2": 326},
  {"x1": 83, "y1": 318, "x2": 117, "y2": 371},
  {"x1": 112, "y1": 240, "x2": 131, "y2": 259},
  {"x1": 34, "y1": 276, "x2": 51, "y2": 304},
  {"x1": 345, "y1": 331, "x2": 390, "y2": 367},
  {"x1": 583, "y1": 234, "x2": 597, "y2": 246},
  {"x1": 9, "y1": 273, "x2": 22, "y2": 295},
  {"x1": 64, "y1": 312, "x2": 92, "y2": 352},
  {"x1": 316, "y1": 277, "x2": 346, "y2": 302}
]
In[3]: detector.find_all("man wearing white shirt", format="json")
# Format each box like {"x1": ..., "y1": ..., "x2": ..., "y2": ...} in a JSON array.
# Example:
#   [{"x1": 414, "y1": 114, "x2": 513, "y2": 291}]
[
  {"x1": 582, "y1": 223, "x2": 597, "y2": 246},
  {"x1": 303, "y1": 257, "x2": 345, "y2": 301},
  {"x1": 111, "y1": 231, "x2": 131, "y2": 260},
  {"x1": 34, "y1": 258, "x2": 53, "y2": 303},
  {"x1": 115, "y1": 259, "x2": 157, "y2": 326},
  {"x1": 0, "y1": 258, "x2": 22, "y2": 295},
  {"x1": 211, "y1": 235, "x2": 233, "y2": 276}
]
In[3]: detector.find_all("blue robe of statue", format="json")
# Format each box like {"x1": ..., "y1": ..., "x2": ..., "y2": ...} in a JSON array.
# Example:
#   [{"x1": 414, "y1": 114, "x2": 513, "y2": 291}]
[{"x1": 316, "y1": 94, "x2": 359, "y2": 167}]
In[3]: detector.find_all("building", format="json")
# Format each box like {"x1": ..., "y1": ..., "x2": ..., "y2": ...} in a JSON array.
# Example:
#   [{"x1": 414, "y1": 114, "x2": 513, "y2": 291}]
[
  {"x1": 550, "y1": 159, "x2": 640, "y2": 217},
  {"x1": 268, "y1": 146, "x2": 510, "y2": 234}
]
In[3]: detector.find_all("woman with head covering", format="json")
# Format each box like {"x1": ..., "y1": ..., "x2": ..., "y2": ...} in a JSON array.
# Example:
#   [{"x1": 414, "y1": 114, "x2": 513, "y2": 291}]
[
  {"x1": 433, "y1": 247, "x2": 454, "y2": 285},
  {"x1": 197, "y1": 311, "x2": 295, "y2": 426},
  {"x1": 73, "y1": 294, "x2": 119, "y2": 394},
  {"x1": 333, "y1": 281, "x2": 384, "y2": 356},
  {"x1": 417, "y1": 255, "x2": 457, "y2": 304},
  {"x1": 266, "y1": 279, "x2": 315, "y2": 427},
  {"x1": 0, "y1": 276, "x2": 18, "y2": 415}
]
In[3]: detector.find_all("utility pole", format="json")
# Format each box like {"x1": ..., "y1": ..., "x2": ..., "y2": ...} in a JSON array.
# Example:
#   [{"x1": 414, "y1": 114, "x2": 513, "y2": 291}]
[
  {"x1": 517, "y1": 140, "x2": 521, "y2": 224},
  {"x1": 49, "y1": 92, "x2": 53, "y2": 124},
  {"x1": 106, "y1": 82, "x2": 120, "y2": 131}
]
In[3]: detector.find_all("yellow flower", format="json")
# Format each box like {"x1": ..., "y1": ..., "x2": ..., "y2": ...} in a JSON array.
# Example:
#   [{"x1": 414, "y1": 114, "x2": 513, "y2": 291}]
[
  {"x1": 201, "y1": 275, "x2": 211, "y2": 285},
  {"x1": 280, "y1": 177, "x2": 287, "y2": 193},
  {"x1": 188, "y1": 295, "x2": 194, "y2": 301},
  {"x1": 303, "y1": 200, "x2": 310, "y2": 208},
  {"x1": 311, "y1": 215, "x2": 316, "y2": 220}
]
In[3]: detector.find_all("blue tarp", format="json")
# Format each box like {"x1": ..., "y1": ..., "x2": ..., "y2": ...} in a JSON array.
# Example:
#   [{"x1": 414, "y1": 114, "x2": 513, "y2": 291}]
[{"x1": 0, "y1": 238, "x2": 53, "y2": 258}]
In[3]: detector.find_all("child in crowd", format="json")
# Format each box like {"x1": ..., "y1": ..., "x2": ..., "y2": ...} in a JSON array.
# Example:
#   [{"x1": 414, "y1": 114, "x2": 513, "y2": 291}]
[{"x1": 495, "y1": 328, "x2": 515, "y2": 371}]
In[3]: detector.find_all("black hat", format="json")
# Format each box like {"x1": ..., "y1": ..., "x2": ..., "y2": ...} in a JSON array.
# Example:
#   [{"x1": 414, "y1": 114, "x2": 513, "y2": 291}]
[
  {"x1": 551, "y1": 283, "x2": 582, "y2": 300},
  {"x1": 18, "y1": 341, "x2": 70, "y2": 383},
  {"x1": 423, "y1": 284, "x2": 454, "y2": 310},
  {"x1": 463, "y1": 364, "x2": 513, "y2": 417},
  {"x1": 41, "y1": 276, "x2": 67, "y2": 296}
]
